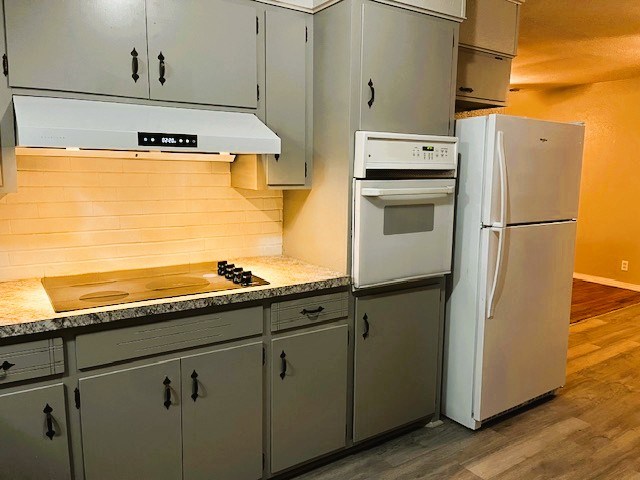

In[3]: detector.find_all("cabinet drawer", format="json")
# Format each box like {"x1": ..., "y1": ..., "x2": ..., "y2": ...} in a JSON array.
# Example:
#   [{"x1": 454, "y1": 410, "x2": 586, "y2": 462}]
[
  {"x1": 456, "y1": 48, "x2": 512, "y2": 104},
  {"x1": 0, "y1": 338, "x2": 64, "y2": 385},
  {"x1": 271, "y1": 292, "x2": 349, "y2": 331},
  {"x1": 76, "y1": 306, "x2": 263, "y2": 369}
]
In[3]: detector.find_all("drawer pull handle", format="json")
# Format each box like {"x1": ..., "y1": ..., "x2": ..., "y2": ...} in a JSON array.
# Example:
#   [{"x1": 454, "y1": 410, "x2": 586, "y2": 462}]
[
  {"x1": 1, "y1": 360, "x2": 15, "y2": 371},
  {"x1": 163, "y1": 377, "x2": 172, "y2": 409},
  {"x1": 362, "y1": 314, "x2": 370, "y2": 339},
  {"x1": 459, "y1": 86, "x2": 474, "y2": 93},
  {"x1": 367, "y1": 79, "x2": 375, "y2": 108},
  {"x1": 43, "y1": 404, "x2": 55, "y2": 440},
  {"x1": 158, "y1": 52, "x2": 166, "y2": 85},
  {"x1": 191, "y1": 370, "x2": 199, "y2": 402},
  {"x1": 131, "y1": 48, "x2": 139, "y2": 82},
  {"x1": 301, "y1": 306, "x2": 324, "y2": 316},
  {"x1": 280, "y1": 351, "x2": 287, "y2": 380}
]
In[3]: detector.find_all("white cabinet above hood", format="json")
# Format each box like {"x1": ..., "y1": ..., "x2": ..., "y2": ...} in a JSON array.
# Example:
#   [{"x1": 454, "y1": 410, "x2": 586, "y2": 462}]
[{"x1": 13, "y1": 95, "x2": 281, "y2": 155}]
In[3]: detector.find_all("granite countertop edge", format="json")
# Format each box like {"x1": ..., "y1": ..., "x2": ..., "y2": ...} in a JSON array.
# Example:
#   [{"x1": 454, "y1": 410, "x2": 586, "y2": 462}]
[{"x1": 0, "y1": 271, "x2": 351, "y2": 339}]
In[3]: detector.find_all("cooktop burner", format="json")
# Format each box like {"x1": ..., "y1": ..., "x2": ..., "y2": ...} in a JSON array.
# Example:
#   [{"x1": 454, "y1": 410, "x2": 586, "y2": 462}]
[{"x1": 42, "y1": 261, "x2": 269, "y2": 313}]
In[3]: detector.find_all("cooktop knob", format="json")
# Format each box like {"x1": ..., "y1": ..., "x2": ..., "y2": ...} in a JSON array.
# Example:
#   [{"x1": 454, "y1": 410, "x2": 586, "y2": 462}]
[
  {"x1": 233, "y1": 267, "x2": 244, "y2": 284},
  {"x1": 225, "y1": 264, "x2": 235, "y2": 280},
  {"x1": 217, "y1": 261, "x2": 227, "y2": 276},
  {"x1": 241, "y1": 271, "x2": 253, "y2": 286}
]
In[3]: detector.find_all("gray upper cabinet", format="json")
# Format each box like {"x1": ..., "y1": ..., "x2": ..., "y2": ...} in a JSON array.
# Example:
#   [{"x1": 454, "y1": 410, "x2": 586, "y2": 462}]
[
  {"x1": 79, "y1": 360, "x2": 182, "y2": 480},
  {"x1": 271, "y1": 324, "x2": 348, "y2": 473},
  {"x1": 4, "y1": 0, "x2": 149, "y2": 98},
  {"x1": 147, "y1": 0, "x2": 259, "y2": 108},
  {"x1": 0, "y1": 383, "x2": 72, "y2": 480},
  {"x1": 265, "y1": 8, "x2": 311, "y2": 186},
  {"x1": 459, "y1": 0, "x2": 520, "y2": 56},
  {"x1": 456, "y1": 47, "x2": 511, "y2": 106},
  {"x1": 359, "y1": 1, "x2": 456, "y2": 135},
  {"x1": 353, "y1": 286, "x2": 441, "y2": 442},
  {"x1": 181, "y1": 342, "x2": 263, "y2": 480}
]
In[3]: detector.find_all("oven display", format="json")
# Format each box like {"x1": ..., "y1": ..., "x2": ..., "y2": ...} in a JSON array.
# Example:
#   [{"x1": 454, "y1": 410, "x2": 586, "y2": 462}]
[
  {"x1": 138, "y1": 132, "x2": 198, "y2": 148},
  {"x1": 422, "y1": 146, "x2": 435, "y2": 152}
]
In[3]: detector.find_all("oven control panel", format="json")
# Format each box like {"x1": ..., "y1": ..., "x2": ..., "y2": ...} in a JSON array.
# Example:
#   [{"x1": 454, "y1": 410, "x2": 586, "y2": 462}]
[{"x1": 354, "y1": 131, "x2": 458, "y2": 178}]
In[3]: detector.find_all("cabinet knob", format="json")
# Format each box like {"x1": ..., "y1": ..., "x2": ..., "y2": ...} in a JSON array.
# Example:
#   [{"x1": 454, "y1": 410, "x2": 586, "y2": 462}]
[
  {"x1": 459, "y1": 86, "x2": 474, "y2": 93},
  {"x1": 43, "y1": 404, "x2": 56, "y2": 440},
  {"x1": 279, "y1": 351, "x2": 287, "y2": 380},
  {"x1": 190, "y1": 370, "x2": 199, "y2": 402},
  {"x1": 301, "y1": 306, "x2": 324, "y2": 316},
  {"x1": 367, "y1": 79, "x2": 375, "y2": 108},
  {"x1": 158, "y1": 52, "x2": 166, "y2": 85}
]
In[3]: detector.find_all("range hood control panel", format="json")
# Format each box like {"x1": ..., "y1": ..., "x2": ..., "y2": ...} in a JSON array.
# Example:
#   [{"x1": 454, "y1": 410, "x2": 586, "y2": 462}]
[{"x1": 138, "y1": 132, "x2": 198, "y2": 148}]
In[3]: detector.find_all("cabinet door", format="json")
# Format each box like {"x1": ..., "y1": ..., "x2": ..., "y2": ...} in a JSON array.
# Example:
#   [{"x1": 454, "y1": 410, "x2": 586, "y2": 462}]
[
  {"x1": 360, "y1": 1, "x2": 455, "y2": 135},
  {"x1": 354, "y1": 286, "x2": 441, "y2": 442},
  {"x1": 271, "y1": 324, "x2": 348, "y2": 473},
  {"x1": 79, "y1": 360, "x2": 182, "y2": 480},
  {"x1": 0, "y1": 383, "x2": 71, "y2": 480},
  {"x1": 456, "y1": 48, "x2": 512, "y2": 104},
  {"x1": 265, "y1": 8, "x2": 310, "y2": 186},
  {"x1": 4, "y1": 0, "x2": 149, "y2": 98},
  {"x1": 147, "y1": 0, "x2": 258, "y2": 108},
  {"x1": 459, "y1": 0, "x2": 519, "y2": 56},
  {"x1": 181, "y1": 342, "x2": 263, "y2": 480}
]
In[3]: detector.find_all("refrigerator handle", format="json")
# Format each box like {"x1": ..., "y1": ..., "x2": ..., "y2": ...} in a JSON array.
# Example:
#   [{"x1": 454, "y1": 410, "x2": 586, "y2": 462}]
[
  {"x1": 494, "y1": 131, "x2": 508, "y2": 228},
  {"x1": 487, "y1": 227, "x2": 505, "y2": 319}
]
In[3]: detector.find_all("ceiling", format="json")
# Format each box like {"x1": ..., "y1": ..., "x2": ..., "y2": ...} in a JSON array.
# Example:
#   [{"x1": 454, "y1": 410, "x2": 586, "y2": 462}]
[{"x1": 511, "y1": 0, "x2": 640, "y2": 88}]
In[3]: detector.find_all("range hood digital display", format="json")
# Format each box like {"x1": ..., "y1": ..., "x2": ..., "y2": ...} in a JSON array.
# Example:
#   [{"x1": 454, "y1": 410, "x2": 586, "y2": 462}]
[{"x1": 137, "y1": 132, "x2": 198, "y2": 148}]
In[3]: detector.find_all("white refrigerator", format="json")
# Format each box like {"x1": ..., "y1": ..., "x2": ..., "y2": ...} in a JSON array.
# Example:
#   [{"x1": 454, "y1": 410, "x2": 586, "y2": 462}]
[{"x1": 443, "y1": 114, "x2": 584, "y2": 430}]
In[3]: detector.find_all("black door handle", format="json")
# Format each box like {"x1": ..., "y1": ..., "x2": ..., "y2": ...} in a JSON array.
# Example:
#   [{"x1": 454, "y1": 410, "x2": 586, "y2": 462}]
[
  {"x1": 367, "y1": 79, "x2": 375, "y2": 108},
  {"x1": 362, "y1": 314, "x2": 370, "y2": 339},
  {"x1": 131, "y1": 48, "x2": 139, "y2": 82},
  {"x1": 279, "y1": 351, "x2": 287, "y2": 380},
  {"x1": 459, "y1": 86, "x2": 474, "y2": 93},
  {"x1": 301, "y1": 306, "x2": 324, "y2": 316},
  {"x1": 158, "y1": 52, "x2": 166, "y2": 85},
  {"x1": 1, "y1": 360, "x2": 15, "y2": 371},
  {"x1": 191, "y1": 370, "x2": 199, "y2": 402},
  {"x1": 43, "y1": 404, "x2": 55, "y2": 440},
  {"x1": 163, "y1": 377, "x2": 172, "y2": 409}
]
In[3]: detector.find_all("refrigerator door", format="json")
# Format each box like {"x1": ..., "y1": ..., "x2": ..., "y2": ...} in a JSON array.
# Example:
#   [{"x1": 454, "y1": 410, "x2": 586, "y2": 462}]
[
  {"x1": 474, "y1": 221, "x2": 576, "y2": 422},
  {"x1": 482, "y1": 115, "x2": 584, "y2": 227}
]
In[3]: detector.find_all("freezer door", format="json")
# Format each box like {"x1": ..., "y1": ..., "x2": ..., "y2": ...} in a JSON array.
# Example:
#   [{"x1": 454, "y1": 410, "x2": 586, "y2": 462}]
[
  {"x1": 474, "y1": 221, "x2": 576, "y2": 422},
  {"x1": 482, "y1": 115, "x2": 584, "y2": 226}
]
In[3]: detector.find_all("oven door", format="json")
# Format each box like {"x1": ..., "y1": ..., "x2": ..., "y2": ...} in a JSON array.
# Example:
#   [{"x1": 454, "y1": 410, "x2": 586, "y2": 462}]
[{"x1": 352, "y1": 178, "x2": 455, "y2": 289}]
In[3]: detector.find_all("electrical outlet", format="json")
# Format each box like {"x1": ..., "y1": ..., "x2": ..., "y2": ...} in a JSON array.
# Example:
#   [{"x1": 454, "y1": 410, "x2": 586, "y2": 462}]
[{"x1": 622, "y1": 260, "x2": 629, "y2": 271}]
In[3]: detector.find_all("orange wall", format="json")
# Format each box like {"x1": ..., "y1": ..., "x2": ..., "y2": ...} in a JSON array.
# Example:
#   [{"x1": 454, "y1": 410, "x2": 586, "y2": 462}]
[{"x1": 499, "y1": 77, "x2": 640, "y2": 285}]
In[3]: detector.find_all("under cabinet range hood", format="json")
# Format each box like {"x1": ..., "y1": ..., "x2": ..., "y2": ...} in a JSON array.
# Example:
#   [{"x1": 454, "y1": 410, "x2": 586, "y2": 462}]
[{"x1": 12, "y1": 95, "x2": 281, "y2": 156}]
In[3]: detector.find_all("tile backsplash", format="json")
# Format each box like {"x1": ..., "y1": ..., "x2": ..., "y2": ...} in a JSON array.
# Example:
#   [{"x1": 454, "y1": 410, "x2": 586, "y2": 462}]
[{"x1": 0, "y1": 153, "x2": 283, "y2": 282}]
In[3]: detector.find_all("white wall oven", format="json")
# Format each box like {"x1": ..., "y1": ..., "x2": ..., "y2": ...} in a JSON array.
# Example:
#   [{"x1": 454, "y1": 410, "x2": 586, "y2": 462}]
[{"x1": 352, "y1": 132, "x2": 458, "y2": 289}]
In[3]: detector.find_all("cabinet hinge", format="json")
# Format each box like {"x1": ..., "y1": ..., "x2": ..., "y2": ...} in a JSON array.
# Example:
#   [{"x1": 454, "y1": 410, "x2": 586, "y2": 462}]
[
  {"x1": 2, "y1": 54, "x2": 7, "y2": 77},
  {"x1": 304, "y1": 162, "x2": 308, "y2": 178},
  {"x1": 257, "y1": 84, "x2": 260, "y2": 102},
  {"x1": 74, "y1": 387, "x2": 81, "y2": 410},
  {"x1": 256, "y1": 16, "x2": 259, "y2": 35},
  {"x1": 305, "y1": 26, "x2": 308, "y2": 43},
  {"x1": 262, "y1": 346, "x2": 266, "y2": 365}
]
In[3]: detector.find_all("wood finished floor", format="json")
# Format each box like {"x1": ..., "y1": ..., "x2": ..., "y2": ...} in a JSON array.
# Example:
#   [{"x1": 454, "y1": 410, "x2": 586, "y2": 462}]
[
  {"x1": 296, "y1": 303, "x2": 640, "y2": 480},
  {"x1": 571, "y1": 279, "x2": 640, "y2": 324}
]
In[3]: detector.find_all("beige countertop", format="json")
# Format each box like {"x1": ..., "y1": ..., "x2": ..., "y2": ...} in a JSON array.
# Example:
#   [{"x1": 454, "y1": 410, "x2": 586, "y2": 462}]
[{"x1": 0, "y1": 256, "x2": 350, "y2": 339}]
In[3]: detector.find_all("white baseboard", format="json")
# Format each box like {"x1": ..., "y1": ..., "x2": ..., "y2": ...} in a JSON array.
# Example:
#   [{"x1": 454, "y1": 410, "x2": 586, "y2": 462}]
[{"x1": 573, "y1": 273, "x2": 640, "y2": 292}]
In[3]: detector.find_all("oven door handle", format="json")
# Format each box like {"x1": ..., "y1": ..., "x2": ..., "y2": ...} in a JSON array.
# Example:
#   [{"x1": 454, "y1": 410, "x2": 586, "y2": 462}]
[{"x1": 361, "y1": 186, "x2": 455, "y2": 201}]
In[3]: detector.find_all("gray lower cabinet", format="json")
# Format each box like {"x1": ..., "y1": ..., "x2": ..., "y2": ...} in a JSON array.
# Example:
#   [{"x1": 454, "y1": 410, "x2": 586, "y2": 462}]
[
  {"x1": 146, "y1": 0, "x2": 259, "y2": 108},
  {"x1": 353, "y1": 286, "x2": 441, "y2": 442},
  {"x1": 79, "y1": 360, "x2": 183, "y2": 480},
  {"x1": 265, "y1": 7, "x2": 312, "y2": 187},
  {"x1": 0, "y1": 383, "x2": 72, "y2": 480},
  {"x1": 271, "y1": 324, "x2": 348, "y2": 473},
  {"x1": 4, "y1": 0, "x2": 149, "y2": 98},
  {"x1": 181, "y1": 342, "x2": 263, "y2": 480},
  {"x1": 359, "y1": 0, "x2": 456, "y2": 135}
]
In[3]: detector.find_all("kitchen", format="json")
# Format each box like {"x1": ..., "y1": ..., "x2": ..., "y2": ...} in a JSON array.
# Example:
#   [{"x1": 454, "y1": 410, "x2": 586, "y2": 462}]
[{"x1": 0, "y1": 0, "x2": 633, "y2": 479}]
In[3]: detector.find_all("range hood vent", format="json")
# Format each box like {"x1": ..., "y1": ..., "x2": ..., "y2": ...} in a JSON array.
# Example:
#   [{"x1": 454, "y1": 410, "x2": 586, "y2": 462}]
[{"x1": 13, "y1": 95, "x2": 280, "y2": 155}]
